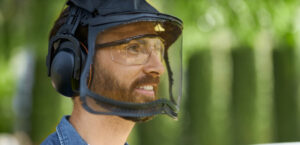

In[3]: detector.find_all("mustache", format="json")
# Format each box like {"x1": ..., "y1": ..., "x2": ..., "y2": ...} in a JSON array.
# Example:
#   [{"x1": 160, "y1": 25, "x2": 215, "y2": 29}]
[{"x1": 130, "y1": 75, "x2": 160, "y2": 91}]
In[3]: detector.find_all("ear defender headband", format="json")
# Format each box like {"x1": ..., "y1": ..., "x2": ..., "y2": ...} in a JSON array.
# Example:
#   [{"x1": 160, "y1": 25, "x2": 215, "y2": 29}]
[{"x1": 46, "y1": 4, "x2": 86, "y2": 97}]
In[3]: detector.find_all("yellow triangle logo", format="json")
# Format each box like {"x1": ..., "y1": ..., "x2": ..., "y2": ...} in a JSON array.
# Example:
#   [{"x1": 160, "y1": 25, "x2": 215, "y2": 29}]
[{"x1": 154, "y1": 24, "x2": 165, "y2": 32}]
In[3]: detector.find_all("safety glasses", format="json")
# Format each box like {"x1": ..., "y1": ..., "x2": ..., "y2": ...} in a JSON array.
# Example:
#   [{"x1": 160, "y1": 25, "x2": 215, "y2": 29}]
[{"x1": 96, "y1": 34, "x2": 165, "y2": 65}]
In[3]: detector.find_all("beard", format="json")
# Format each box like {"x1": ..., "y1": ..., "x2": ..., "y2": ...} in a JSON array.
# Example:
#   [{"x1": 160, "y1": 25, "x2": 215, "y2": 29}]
[{"x1": 89, "y1": 64, "x2": 160, "y2": 122}]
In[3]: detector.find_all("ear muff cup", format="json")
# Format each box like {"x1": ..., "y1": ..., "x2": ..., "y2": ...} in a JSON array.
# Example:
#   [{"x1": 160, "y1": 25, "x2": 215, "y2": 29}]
[
  {"x1": 50, "y1": 40, "x2": 86, "y2": 97},
  {"x1": 51, "y1": 48, "x2": 76, "y2": 97},
  {"x1": 46, "y1": 5, "x2": 87, "y2": 97}
]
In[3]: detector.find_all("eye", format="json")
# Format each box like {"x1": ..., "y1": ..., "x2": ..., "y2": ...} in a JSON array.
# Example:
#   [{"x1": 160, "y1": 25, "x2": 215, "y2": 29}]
[{"x1": 126, "y1": 44, "x2": 141, "y2": 55}]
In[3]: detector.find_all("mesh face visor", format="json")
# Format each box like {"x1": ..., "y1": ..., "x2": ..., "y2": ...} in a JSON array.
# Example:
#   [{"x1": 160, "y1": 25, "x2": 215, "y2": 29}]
[{"x1": 79, "y1": 15, "x2": 183, "y2": 119}]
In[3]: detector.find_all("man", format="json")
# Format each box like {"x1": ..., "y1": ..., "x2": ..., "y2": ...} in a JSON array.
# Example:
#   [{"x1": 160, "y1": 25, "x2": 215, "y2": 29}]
[{"x1": 43, "y1": 0, "x2": 183, "y2": 144}]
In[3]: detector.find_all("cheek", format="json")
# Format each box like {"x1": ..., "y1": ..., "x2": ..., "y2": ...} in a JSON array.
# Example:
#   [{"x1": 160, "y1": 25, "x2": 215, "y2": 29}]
[{"x1": 109, "y1": 65, "x2": 143, "y2": 87}]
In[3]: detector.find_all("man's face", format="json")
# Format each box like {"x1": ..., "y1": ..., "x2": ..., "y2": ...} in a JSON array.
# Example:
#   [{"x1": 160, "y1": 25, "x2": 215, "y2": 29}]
[
  {"x1": 90, "y1": 36, "x2": 165, "y2": 104},
  {"x1": 81, "y1": 21, "x2": 182, "y2": 120}
]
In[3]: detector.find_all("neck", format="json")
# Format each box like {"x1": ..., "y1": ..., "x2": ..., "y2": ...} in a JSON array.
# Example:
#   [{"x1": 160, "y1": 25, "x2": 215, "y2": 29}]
[{"x1": 69, "y1": 98, "x2": 135, "y2": 145}]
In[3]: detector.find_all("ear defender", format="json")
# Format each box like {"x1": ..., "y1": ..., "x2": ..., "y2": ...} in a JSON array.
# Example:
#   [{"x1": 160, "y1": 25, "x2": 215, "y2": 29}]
[{"x1": 46, "y1": 5, "x2": 86, "y2": 97}]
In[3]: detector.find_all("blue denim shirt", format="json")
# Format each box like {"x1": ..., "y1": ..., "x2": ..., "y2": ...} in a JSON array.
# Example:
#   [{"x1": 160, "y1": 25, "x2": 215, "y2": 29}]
[{"x1": 41, "y1": 116, "x2": 129, "y2": 145}]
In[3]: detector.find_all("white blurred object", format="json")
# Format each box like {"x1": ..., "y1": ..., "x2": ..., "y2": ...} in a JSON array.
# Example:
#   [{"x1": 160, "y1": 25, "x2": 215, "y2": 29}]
[
  {"x1": 0, "y1": 132, "x2": 32, "y2": 145},
  {"x1": 0, "y1": 134, "x2": 20, "y2": 145}
]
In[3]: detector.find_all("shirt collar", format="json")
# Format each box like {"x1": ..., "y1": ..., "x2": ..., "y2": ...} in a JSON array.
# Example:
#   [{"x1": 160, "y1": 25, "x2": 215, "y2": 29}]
[{"x1": 56, "y1": 116, "x2": 88, "y2": 145}]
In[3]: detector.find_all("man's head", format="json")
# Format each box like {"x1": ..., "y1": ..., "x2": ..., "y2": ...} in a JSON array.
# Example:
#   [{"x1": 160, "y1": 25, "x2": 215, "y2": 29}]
[
  {"x1": 91, "y1": 36, "x2": 166, "y2": 122},
  {"x1": 47, "y1": 0, "x2": 183, "y2": 121}
]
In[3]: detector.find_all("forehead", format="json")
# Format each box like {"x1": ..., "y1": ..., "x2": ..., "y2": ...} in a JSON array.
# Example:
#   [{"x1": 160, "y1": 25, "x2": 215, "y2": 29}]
[{"x1": 96, "y1": 21, "x2": 161, "y2": 44}]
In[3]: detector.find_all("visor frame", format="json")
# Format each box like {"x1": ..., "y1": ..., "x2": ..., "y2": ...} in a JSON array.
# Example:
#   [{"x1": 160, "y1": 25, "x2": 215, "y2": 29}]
[{"x1": 79, "y1": 13, "x2": 183, "y2": 119}]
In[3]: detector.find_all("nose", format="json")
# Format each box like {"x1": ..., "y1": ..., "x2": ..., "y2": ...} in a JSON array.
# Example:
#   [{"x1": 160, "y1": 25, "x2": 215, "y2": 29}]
[{"x1": 143, "y1": 52, "x2": 165, "y2": 77}]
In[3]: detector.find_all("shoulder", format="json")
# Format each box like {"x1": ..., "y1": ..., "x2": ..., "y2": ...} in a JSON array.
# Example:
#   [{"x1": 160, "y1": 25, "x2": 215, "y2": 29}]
[{"x1": 41, "y1": 132, "x2": 61, "y2": 145}]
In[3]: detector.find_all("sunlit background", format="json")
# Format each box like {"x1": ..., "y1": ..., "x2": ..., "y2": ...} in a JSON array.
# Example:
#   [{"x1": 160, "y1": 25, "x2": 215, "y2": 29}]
[{"x1": 1, "y1": 0, "x2": 300, "y2": 145}]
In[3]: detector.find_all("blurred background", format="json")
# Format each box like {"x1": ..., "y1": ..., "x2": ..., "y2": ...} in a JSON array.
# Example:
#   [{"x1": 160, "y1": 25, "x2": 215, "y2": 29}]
[{"x1": 1, "y1": 0, "x2": 300, "y2": 145}]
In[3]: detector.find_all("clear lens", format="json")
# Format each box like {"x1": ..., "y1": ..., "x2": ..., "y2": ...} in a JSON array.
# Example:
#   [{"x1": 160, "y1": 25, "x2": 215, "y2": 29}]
[{"x1": 104, "y1": 36, "x2": 165, "y2": 65}]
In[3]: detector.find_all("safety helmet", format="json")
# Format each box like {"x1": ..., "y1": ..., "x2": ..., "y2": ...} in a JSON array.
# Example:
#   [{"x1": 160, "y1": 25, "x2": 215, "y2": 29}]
[{"x1": 46, "y1": 0, "x2": 183, "y2": 119}]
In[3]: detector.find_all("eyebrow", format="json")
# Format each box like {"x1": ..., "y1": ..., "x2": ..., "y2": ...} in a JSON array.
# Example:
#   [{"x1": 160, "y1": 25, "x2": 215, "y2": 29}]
[{"x1": 136, "y1": 39, "x2": 146, "y2": 45}]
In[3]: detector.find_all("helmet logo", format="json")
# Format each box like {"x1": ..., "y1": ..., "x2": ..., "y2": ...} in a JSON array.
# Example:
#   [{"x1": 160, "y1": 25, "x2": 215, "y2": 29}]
[{"x1": 155, "y1": 24, "x2": 165, "y2": 32}]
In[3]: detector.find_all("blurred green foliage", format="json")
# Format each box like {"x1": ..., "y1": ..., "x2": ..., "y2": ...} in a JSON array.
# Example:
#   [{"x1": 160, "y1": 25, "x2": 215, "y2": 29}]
[
  {"x1": 0, "y1": 59, "x2": 15, "y2": 133},
  {"x1": 1, "y1": 0, "x2": 300, "y2": 145}
]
